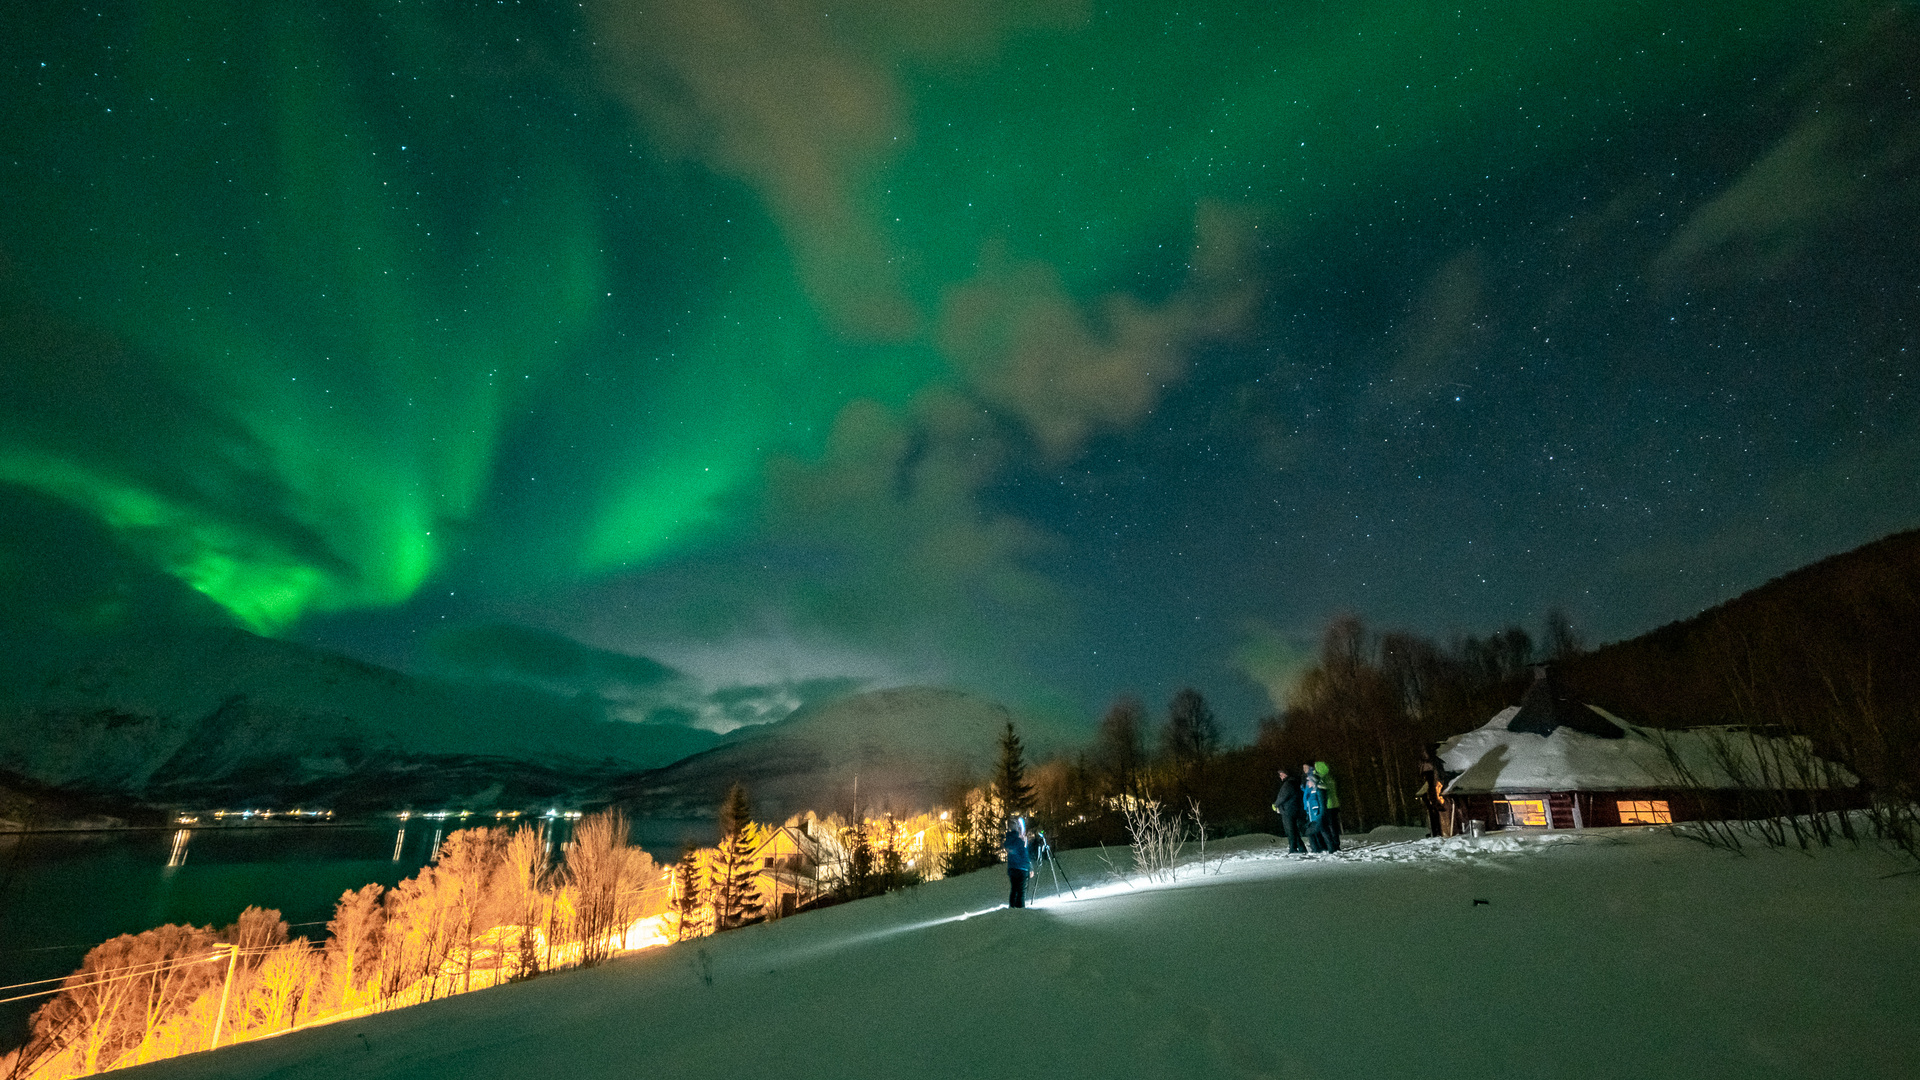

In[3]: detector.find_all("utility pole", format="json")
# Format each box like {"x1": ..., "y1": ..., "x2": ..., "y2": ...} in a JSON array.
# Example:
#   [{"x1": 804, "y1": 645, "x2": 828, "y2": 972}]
[{"x1": 208, "y1": 943, "x2": 238, "y2": 1051}]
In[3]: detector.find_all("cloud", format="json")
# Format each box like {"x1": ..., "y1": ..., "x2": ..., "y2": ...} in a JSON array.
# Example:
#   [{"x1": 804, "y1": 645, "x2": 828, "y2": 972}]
[
  {"x1": 424, "y1": 621, "x2": 868, "y2": 733},
  {"x1": 937, "y1": 202, "x2": 1266, "y2": 459},
  {"x1": 1379, "y1": 249, "x2": 1487, "y2": 405},
  {"x1": 1656, "y1": 112, "x2": 1877, "y2": 284},
  {"x1": 1656, "y1": 13, "x2": 1920, "y2": 286},
  {"x1": 588, "y1": 0, "x2": 1084, "y2": 339},
  {"x1": 766, "y1": 391, "x2": 1057, "y2": 621},
  {"x1": 1232, "y1": 621, "x2": 1315, "y2": 712},
  {"x1": 751, "y1": 390, "x2": 1067, "y2": 692},
  {"x1": 428, "y1": 622, "x2": 679, "y2": 692}
]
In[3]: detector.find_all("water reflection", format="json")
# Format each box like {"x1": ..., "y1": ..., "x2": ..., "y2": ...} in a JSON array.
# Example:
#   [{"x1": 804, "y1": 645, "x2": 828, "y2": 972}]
[
  {"x1": 391, "y1": 827, "x2": 405, "y2": 862},
  {"x1": 165, "y1": 829, "x2": 192, "y2": 869}
]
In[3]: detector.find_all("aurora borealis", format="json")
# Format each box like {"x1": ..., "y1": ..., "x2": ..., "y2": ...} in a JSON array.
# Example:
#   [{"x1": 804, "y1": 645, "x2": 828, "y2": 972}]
[{"x1": 4, "y1": 1, "x2": 1917, "y2": 732}]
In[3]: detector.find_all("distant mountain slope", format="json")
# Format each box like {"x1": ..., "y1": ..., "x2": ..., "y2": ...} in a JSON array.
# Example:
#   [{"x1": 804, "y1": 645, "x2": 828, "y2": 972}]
[
  {"x1": 0, "y1": 629, "x2": 720, "y2": 813},
  {"x1": 1557, "y1": 529, "x2": 1920, "y2": 799},
  {"x1": 612, "y1": 686, "x2": 1076, "y2": 820}
]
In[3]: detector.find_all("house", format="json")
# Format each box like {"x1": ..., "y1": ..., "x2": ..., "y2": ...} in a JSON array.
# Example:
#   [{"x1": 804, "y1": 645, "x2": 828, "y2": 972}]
[
  {"x1": 755, "y1": 812, "x2": 951, "y2": 909},
  {"x1": 746, "y1": 818, "x2": 839, "y2": 917},
  {"x1": 1439, "y1": 669, "x2": 1857, "y2": 831}
]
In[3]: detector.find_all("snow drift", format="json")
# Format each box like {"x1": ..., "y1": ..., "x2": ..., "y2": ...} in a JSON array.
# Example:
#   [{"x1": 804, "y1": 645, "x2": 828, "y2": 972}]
[{"x1": 123, "y1": 827, "x2": 1920, "y2": 1080}]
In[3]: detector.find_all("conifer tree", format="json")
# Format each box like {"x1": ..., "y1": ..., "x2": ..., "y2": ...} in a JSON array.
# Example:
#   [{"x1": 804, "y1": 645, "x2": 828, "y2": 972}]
[
  {"x1": 879, "y1": 815, "x2": 908, "y2": 889},
  {"x1": 940, "y1": 801, "x2": 979, "y2": 876},
  {"x1": 712, "y1": 783, "x2": 765, "y2": 930},
  {"x1": 843, "y1": 818, "x2": 875, "y2": 899},
  {"x1": 994, "y1": 721, "x2": 1036, "y2": 828},
  {"x1": 672, "y1": 848, "x2": 708, "y2": 942}
]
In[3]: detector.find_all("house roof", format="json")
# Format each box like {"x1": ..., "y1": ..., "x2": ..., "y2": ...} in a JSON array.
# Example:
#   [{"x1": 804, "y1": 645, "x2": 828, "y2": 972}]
[
  {"x1": 1507, "y1": 667, "x2": 1623, "y2": 739},
  {"x1": 1439, "y1": 703, "x2": 1855, "y2": 795}
]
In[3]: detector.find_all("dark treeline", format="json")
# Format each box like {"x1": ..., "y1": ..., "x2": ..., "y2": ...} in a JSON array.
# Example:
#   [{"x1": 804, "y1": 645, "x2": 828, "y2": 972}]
[
  {"x1": 1018, "y1": 530, "x2": 1920, "y2": 852},
  {"x1": 1019, "y1": 611, "x2": 1579, "y2": 848},
  {"x1": 1557, "y1": 529, "x2": 1920, "y2": 846}
]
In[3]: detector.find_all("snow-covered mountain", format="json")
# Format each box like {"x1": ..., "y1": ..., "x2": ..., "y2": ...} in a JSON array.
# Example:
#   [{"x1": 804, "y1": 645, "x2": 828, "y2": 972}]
[
  {"x1": 610, "y1": 686, "x2": 1079, "y2": 820},
  {"x1": 0, "y1": 629, "x2": 721, "y2": 813}
]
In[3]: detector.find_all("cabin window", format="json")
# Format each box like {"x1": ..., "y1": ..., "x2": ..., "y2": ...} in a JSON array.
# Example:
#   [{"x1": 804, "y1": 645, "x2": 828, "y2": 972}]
[
  {"x1": 1616, "y1": 799, "x2": 1672, "y2": 824},
  {"x1": 1498, "y1": 799, "x2": 1548, "y2": 827}
]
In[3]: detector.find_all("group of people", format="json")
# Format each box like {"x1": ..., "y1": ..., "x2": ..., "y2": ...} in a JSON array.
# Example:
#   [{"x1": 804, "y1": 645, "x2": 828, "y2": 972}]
[
  {"x1": 1270, "y1": 761, "x2": 1343, "y2": 854},
  {"x1": 996, "y1": 761, "x2": 1344, "y2": 911}
]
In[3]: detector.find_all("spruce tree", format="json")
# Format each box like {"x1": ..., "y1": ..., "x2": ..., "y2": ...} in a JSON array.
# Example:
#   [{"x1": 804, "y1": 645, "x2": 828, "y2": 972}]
[
  {"x1": 672, "y1": 848, "x2": 707, "y2": 941},
  {"x1": 713, "y1": 783, "x2": 764, "y2": 930},
  {"x1": 994, "y1": 721, "x2": 1036, "y2": 828},
  {"x1": 879, "y1": 814, "x2": 908, "y2": 890},
  {"x1": 940, "y1": 802, "x2": 978, "y2": 876},
  {"x1": 843, "y1": 818, "x2": 875, "y2": 899}
]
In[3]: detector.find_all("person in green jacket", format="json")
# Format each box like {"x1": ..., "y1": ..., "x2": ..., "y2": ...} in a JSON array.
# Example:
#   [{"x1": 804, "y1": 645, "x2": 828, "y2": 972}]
[{"x1": 1313, "y1": 760, "x2": 1342, "y2": 852}]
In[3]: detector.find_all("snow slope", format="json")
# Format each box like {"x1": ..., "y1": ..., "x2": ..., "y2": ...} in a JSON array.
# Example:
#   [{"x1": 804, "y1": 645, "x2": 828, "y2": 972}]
[{"x1": 126, "y1": 827, "x2": 1919, "y2": 1080}]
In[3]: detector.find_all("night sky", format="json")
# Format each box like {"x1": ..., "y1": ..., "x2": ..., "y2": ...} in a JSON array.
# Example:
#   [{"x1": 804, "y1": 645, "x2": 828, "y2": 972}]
[{"x1": 4, "y1": 1, "x2": 1917, "y2": 736}]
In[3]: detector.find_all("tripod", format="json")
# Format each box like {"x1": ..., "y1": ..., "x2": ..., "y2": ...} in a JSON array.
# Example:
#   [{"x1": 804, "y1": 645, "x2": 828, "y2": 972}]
[{"x1": 1032, "y1": 832, "x2": 1078, "y2": 900}]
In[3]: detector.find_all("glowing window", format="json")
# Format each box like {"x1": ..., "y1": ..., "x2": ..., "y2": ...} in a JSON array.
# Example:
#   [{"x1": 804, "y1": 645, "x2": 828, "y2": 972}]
[
  {"x1": 1616, "y1": 799, "x2": 1672, "y2": 824},
  {"x1": 1500, "y1": 799, "x2": 1548, "y2": 827}
]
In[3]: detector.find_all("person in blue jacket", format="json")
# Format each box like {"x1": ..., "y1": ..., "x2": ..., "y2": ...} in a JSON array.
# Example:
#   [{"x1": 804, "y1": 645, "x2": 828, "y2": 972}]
[
  {"x1": 1003, "y1": 817, "x2": 1034, "y2": 908},
  {"x1": 1301, "y1": 763, "x2": 1329, "y2": 853}
]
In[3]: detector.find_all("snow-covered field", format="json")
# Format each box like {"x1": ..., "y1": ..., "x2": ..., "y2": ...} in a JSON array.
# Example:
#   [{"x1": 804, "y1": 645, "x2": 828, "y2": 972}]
[{"x1": 129, "y1": 827, "x2": 1920, "y2": 1080}]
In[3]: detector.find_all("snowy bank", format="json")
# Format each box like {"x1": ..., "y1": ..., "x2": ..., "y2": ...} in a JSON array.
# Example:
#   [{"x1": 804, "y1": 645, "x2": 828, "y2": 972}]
[{"x1": 126, "y1": 829, "x2": 1920, "y2": 1080}]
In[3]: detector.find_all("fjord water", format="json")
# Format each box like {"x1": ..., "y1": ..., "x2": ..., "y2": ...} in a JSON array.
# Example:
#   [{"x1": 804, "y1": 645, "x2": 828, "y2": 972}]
[
  {"x1": 0, "y1": 817, "x2": 714, "y2": 1047},
  {"x1": 0, "y1": 825, "x2": 433, "y2": 1045}
]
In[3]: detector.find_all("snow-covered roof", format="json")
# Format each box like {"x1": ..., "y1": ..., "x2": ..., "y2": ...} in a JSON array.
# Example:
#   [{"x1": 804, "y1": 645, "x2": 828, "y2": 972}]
[{"x1": 1439, "y1": 704, "x2": 1855, "y2": 795}]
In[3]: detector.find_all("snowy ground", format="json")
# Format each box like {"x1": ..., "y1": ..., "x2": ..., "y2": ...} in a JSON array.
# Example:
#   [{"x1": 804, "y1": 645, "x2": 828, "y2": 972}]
[{"x1": 128, "y1": 826, "x2": 1920, "y2": 1080}]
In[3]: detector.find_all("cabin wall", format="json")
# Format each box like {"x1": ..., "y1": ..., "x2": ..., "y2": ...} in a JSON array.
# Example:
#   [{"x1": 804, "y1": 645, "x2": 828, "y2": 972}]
[{"x1": 1448, "y1": 787, "x2": 1862, "y2": 831}]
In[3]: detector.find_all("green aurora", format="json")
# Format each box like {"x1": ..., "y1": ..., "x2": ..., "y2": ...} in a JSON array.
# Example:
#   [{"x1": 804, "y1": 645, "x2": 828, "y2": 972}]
[{"x1": 4, "y1": 0, "x2": 1917, "y2": 720}]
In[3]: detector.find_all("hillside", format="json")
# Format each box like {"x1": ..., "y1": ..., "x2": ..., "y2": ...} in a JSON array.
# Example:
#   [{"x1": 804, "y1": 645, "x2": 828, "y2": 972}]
[
  {"x1": 1553, "y1": 528, "x2": 1920, "y2": 802},
  {"x1": 0, "y1": 629, "x2": 721, "y2": 816},
  {"x1": 609, "y1": 686, "x2": 1077, "y2": 820},
  {"x1": 1560, "y1": 527, "x2": 1920, "y2": 727},
  {"x1": 123, "y1": 829, "x2": 1920, "y2": 1080}
]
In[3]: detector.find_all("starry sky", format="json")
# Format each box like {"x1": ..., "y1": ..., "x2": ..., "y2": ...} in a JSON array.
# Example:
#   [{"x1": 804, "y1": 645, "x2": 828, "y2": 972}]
[{"x1": 3, "y1": 0, "x2": 1917, "y2": 736}]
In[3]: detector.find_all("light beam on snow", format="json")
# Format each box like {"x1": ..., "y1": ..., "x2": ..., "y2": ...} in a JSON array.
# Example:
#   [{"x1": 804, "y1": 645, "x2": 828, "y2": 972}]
[{"x1": 758, "y1": 904, "x2": 1010, "y2": 968}]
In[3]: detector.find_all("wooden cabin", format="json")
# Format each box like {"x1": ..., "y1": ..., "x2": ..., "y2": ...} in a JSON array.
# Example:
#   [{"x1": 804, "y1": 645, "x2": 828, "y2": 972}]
[{"x1": 1439, "y1": 670, "x2": 1857, "y2": 833}]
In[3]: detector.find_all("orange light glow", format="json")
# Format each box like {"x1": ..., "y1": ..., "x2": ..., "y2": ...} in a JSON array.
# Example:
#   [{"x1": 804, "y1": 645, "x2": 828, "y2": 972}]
[
  {"x1": 1500, "y1": 799, "x2": 1548, "y2": 827},
  {"x1": 1616, "y1": 799, "x2": 1672, "y2": 824}
]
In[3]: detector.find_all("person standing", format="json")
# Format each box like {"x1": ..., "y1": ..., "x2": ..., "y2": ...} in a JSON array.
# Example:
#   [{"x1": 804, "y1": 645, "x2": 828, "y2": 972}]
[
  {"x1": 1301, "y1": 764, "x2": 1328, "y2": 853},
  {"x1": 1271, "y1": 767, "x2": 1307, "y2": 853},
  {"x1": 1003, "y1": 817, "x2": 1034, "y2": 908},
  {"x1": 1418, "y1": 745, "x2": 1447, "y2": 837},
  {"x1": 1314, "y1": 760, "x2": 1342, "y2": 852}
]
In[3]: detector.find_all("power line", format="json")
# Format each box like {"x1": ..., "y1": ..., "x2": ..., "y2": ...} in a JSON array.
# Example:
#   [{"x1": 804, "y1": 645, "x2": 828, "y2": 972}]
[
  {"x1": 0, "y1": 944, "x2": 300, "y2": 1002},
  {"x1": 0, "y1": 942, "x2": 96, "y2": 956},
  {"x1": 0, "y1": 954, "x2": 211, "y2": 995},
  {"x1": 0, "y1": 955, "x2": 224, "y2": 1006}
]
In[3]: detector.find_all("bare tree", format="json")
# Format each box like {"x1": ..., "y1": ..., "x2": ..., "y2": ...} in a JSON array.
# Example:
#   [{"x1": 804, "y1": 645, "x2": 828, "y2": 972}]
[{"x1": 565, "y1": 810, "x2": 657, "y2": 965}]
